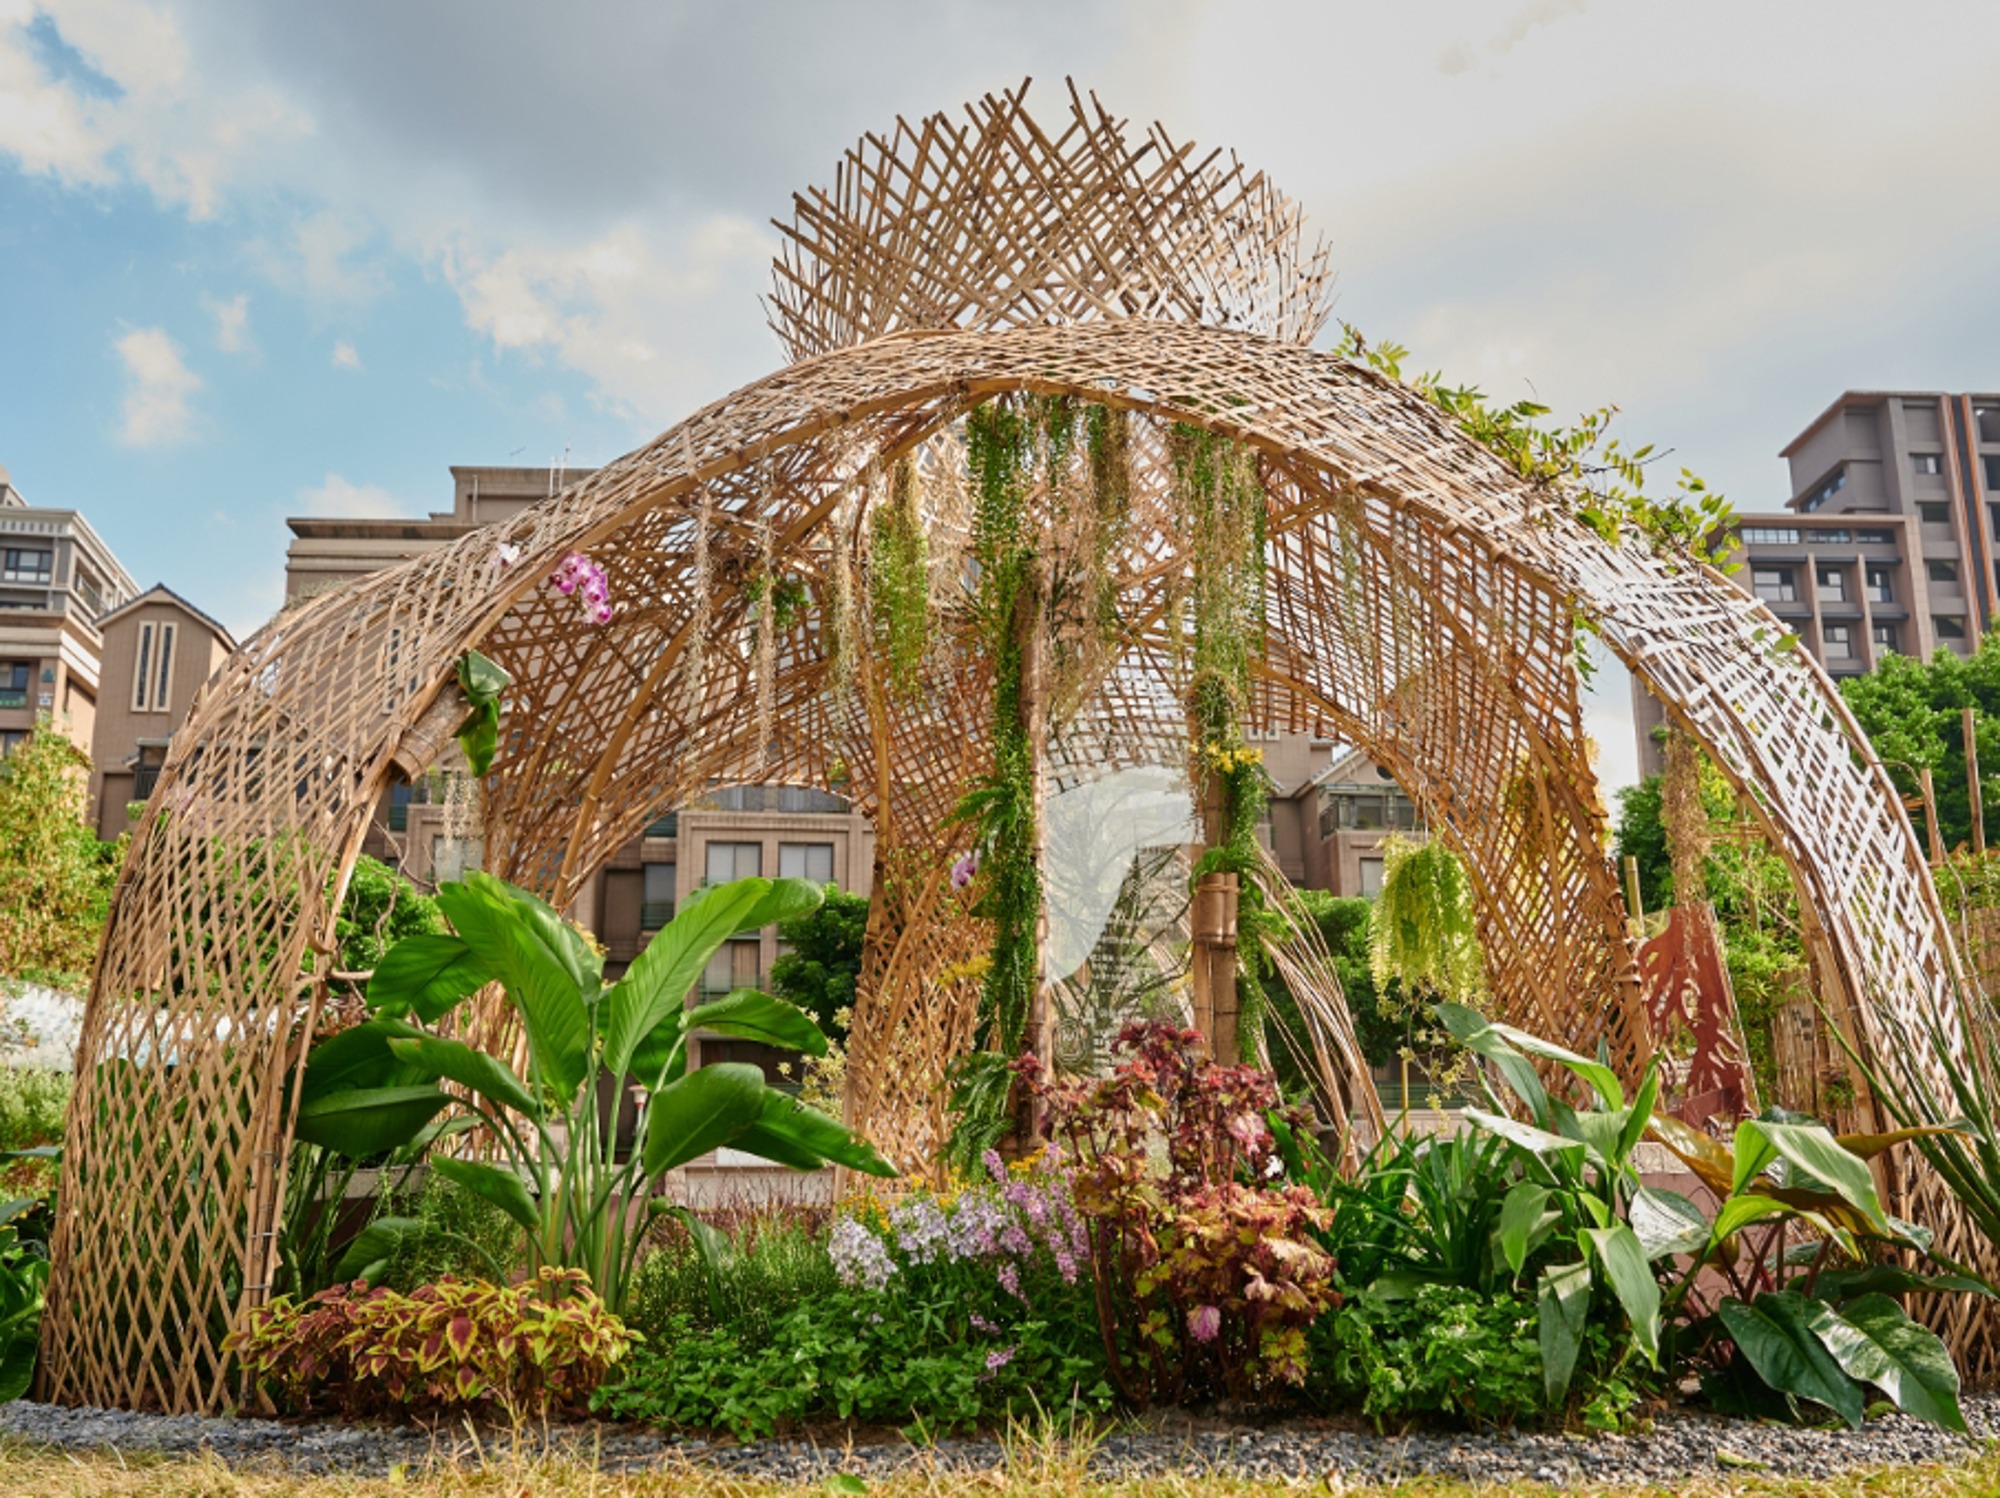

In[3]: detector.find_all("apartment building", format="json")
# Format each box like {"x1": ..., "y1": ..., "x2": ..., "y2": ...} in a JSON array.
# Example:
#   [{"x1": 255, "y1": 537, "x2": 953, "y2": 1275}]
[
  {"x1": 88, "y1": 586, "x2": 235, "y2": 839},
  {"x1": 1268, "y1": 746, "x2": 1424, "y2": 898},
  {"x1": 0, "y1": 463, "x2": 138, "y2": 760},
  {"x1": 1634, "y1": 391, "x2": 2000, "y2": 777}
]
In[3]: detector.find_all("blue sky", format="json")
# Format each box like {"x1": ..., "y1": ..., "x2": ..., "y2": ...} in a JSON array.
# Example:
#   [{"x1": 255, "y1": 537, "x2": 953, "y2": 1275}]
[{"x1": 5, "y1": 0, "x2": 2000, "y2": 794}]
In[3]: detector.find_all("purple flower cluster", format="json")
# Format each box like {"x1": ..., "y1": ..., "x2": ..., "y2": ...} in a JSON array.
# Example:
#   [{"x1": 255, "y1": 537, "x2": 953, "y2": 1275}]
[
  {"x1": 548, "y1": 550, "x2": 614, "y2": 624},
  {"x1": 829, "y1": 1151, "x2": 1090, "y2": 1303}
]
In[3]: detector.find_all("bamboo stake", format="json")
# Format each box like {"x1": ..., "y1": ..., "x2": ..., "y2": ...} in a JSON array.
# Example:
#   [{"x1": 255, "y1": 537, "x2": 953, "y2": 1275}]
[{"x1": 1965, "y1": 706, "x2": 1985, "y2": 855}]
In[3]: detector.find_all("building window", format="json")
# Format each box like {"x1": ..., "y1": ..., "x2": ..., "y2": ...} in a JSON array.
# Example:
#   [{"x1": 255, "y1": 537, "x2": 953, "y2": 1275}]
[
  {"x1": 1979, "y1": 407, "x2": 2000, "y2": 444},
  {"x1": 1801, "y1": 468, "x2": 1847, "y2": 511},
  {"x1": 132, "y1": 621, "x2": 176, "y2": 712},
  {"x1": 641, "y1": 862, "x2": 676, "y2": 932},
  {"x1": 1815, "y1": 565, "x2": 1848, "y2": 603},
  {"x1": 1913, "y1": 453, "x2": 1944, "y2": 475},
  {"x1": 1751, "y1": 567, "x2": 1797, "y2": 603},
  {"x1": 1928, "y1": 560, "x2": 1961, "y2": 587},
  {"x1": 1822, "y1": 623, "x2": 1855, "y2": 660},
  {"x1": 1739, "y1": 527, "x2": 1801, "y2": 545},
  {"x1": 1866, "y1": 566, "x2": 1895, "y2": 603},
  {"x1": 1, "y1": 548, "x2": 51, "y2": 584},
  {"x1": 702, "y1": 938, "x2": 761, "y2": 998},
  {"x1": 1358, "y1": 858, "x2": 1386, "y2": 898},
  {"x1": 132, "y1": 762, "x2": 161, "y2": 801},
  {"x1": 1985, "y1": 455, "x2": 2000, "y2": 491},
  {"x1": 1920, "y1": 502, "x2": 1951, "y2": 526},
  {"x1": 704, "y1": 840, "x2": 762, "y2": 885},
  {"x1": 1873, "y1": 622, "x2": 1898, "y2": 653},
  {"x1": 778, "y1": 842, "x2": 835, "y2": 883},
  {"x1": 0, "y1": 661, "x2": 26, "y2": 710},
  {"x1": 0, "y1": 729, "x2": 25, "y2": 757},
  {"x1": 1935, "y1": 615, "x2": 1969, "y2": 643},
  {"x1": 644, "y1": 810, "x2": 679, "y2": 838}
]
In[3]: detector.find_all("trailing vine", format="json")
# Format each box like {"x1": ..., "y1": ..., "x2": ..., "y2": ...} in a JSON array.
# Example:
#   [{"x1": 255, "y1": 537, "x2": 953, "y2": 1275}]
[
  {"x1": 945, "y1": 395, "x2": 1047, "y2": 1164},
  {"x1": 1171, "y1": 424, "x2": 1282, "y2": 1061},
  {"x1": 869, "y1": 454, "x2": 930, "y2": 698}
]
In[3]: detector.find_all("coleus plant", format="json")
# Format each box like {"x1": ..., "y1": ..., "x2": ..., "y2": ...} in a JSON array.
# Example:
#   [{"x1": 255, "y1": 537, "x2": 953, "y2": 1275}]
[{"x1": 290, "y1": 871, "x2": 895, "y2": 1315}]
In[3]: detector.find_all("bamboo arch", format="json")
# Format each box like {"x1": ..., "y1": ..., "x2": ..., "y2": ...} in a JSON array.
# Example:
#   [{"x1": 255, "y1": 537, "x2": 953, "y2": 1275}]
[{"x1": 41, "y1": 81, "x2": 1986, "y2": 1412}]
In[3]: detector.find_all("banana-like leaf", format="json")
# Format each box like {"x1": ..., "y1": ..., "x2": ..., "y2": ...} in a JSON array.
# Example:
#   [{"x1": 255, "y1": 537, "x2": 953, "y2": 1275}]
[
  {"x1": 1808, "y1": 1292, "x2": 1967, "y2": 1432},
  {"x1": 386, "y1": 1034, "x2": 541, "y2": 1120},
  {"x1": 1434, "y1": 1003, "x2": 1549, "y2": 1122},
  {"x1": 1708, "y1": 1192, "x2": 1794, "y2": 1247},
  {"x1": 1719, "y1": 1291, "x2": 1864, "y2": 1428},
  {"x1": 683, "y1": 988, "x2": 828, "y2": 1056},
  {"x1": 294, "y1": 1084, "x2": 450, "y2": 1158},
  {"x1": 1497, "y1": 1182, "x2": 1556, "y2": 1277},
  {"x1": 734, "y1": 1089, "x2": 897, "y2": 1177},
  {"x1": 431, "y1": 1156, "x2": 540, "y2": 1233},
  {"x1": 603, "y1": 879, "x2": 792, "y2": 1086},
  {"x1": 298, "y1": 1017, "x2": 427, "y2": 1103},
  {"x1": 367, "y1": 935, "x2": 492, "y2": 1022},
  {"x1": 476, "y1": 871, "x2": 604, "y2": 999},
  {"x1": 1538, "y1": 1259, "x2": 1591, "y2": 1405},
  {"x1": 437, "y1": 877, "x2": 590, "y2": 1106},
  {"x1": 1647, "y1": 1114, "x2": 1735, "y2": 1198},
  {"x1": 1461, "y1": 1107, "x2": 1589, "y2": 1165},
  {"x1": 1834, "y1": 1124, "x2": 1970, "y2": 1160},
  {"x1": 641, "y1": 1063, "x2": 770, "y2": 1174},
  {"x1": 1582, "y1": 1224, "x2": 1661, "y2": 1366}
]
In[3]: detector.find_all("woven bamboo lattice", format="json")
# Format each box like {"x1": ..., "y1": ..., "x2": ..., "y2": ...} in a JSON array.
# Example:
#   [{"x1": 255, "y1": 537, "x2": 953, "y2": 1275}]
[{"x1": 42, "y1": 80, "x2": 1993, "y2": 1410}]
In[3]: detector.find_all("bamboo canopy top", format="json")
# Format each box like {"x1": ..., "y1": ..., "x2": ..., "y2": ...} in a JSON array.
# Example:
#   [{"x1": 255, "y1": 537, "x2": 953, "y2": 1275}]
[{"x1": 42, "y1": 79, "x2": 1985, "y2": 1414}]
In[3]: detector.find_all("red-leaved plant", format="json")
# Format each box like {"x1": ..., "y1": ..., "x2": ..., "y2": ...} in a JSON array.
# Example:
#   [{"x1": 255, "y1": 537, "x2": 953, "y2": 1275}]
[
  {"x1": 226, "y1": 1267, "x2": 636, "y2": 1416},
  {"x1": 1020, "y1": 1021, "x2": 1337, "y2": 1405}
]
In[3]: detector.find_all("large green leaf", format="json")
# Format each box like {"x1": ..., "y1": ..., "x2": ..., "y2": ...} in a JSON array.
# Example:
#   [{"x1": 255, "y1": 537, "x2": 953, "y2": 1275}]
[
  {"x1": 431, "y1": 1156, "x2": 541, "y2": 1233},
  {"x1": 683, "y1": 989, "x2": 828, "y2": 1056},
  {"x1": 603, "y1": 879, "x2": 776, "y2": 1084},
  {"x1": 735, "y1": 1090, "x2": 898, "y2": 1178},
  {"x1": 1480, "y1": 1019, "x2": 1625, "y2": 1111},
  {"x1": 1719, "y1": 1292, "x2": 1865, "y2": 1428},
  {"x1": 1497, "y1": 1181, "x2": 1555, "y2": 1277},
  {"x1": 1537, "y1": 1259, "x2": 1591, "y2": 1406},
  {"x1": 330, "y1": 1215, "x2": 423, "y2": 1285},
  {"x1": 1647, "y1": 1114, "x2": 1736, "y2": 1199},
  {"x1": 1582, "y1": 1224, "x2": 1661, "y2": 1366},
  {"x1": 1630, "y1": 1185, "x2": 1709, "y2": 1261},
  {"x1": 298, "y1": 1016, "x2": 426, "y2": 1103},
  {"x1": 1810, "y1": 1264, "x2": 1996, "y2": 1302},
  {"x1": 641, "y1": 1063, "x2": 770, "y2": 1175},
  {"x1": 1708, "y1": 1192, "x2": 1794, "y2": 1247},
  {"x1": 1616, "y1": 1063, "x2": 1661, "y2": 1164},
  {"x1": 477, "y1": 871, "x2": 604, "y2": 999},
  {"x1": 437, "y1": 877, "x2": 590, "y2": 1105},
  {"x1": 1433, "y1": 1003, "x2": 1549, "y2": 1122},
  {"x1": 1732, "y1": 1120, "x2": 1888, "y2": 1234},
  {"x1": 386, "y1": 1034, "x2": 541, "y2": 1120},
  {"x1": 1808, "y1": 1292, "x2": 1966, "y2": 1433},
  {"x1": 294, "y1": 1084, "x2": 450, "y2": 1158},
  {"x1": 1461, "y1": 1107, "x2": 1587, "y2": 1166},
  {"x1": 367, "y1": 934, "x2": 491, "y2": 1022}
]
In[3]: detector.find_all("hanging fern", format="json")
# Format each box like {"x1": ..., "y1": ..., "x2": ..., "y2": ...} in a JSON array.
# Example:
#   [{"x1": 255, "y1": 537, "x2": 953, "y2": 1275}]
[{"x1": 1369, "y1": 835, "x2": 1484, "y2": 1005}]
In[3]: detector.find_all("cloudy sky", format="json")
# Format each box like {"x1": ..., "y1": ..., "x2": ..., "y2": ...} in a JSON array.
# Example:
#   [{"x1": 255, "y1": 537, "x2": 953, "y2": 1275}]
[{"x1": 5, "y1": 0, "x2": 2000, "y2": 793}]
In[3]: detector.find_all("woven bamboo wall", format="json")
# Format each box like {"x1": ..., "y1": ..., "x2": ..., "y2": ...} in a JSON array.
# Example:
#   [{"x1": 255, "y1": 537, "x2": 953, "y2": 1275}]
[{"x1": 41, "y1": 82, "x2": 1987, "y2": 1411}]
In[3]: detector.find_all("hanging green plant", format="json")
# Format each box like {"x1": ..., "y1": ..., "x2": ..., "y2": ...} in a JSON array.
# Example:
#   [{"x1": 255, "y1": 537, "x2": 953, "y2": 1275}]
[
  {"x1": 869, "y1": 454, "x2": 930, "y2": 697},
  {"x1": 1083, "y1": 403, "x2": 1132, "y2": 652},
  {"x1": 1369, "y1": 835, "x2": 1484, "y2": 1006},
  {"x1": 453, "y1": 650, "x2": 511, "y2": 778}
]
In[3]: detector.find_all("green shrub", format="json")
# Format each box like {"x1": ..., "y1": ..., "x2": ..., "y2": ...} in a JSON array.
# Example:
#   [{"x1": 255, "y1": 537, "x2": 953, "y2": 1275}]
[
  {"x1": 373, "y1": 1169, "x2": 525, "y2": 1293},
  {"x1": 0, "y1": 1067, "x2": 69, "y2": 1152},
  {"x1": 624, "y1": 1211, "x2": 836, "y2": 1348},
  {"x1": 226, "y1": 1267, "x2": 635, "y2": 1416}
]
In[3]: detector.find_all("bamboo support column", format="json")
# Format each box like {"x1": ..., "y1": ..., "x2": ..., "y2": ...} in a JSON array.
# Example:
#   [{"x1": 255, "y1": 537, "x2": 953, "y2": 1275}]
[
  {"x1": 1189, "y1": 731, "x2": 1242, "y2": 1061},
  {"x1": 1018, "y1": 560, "x2": 1055, "y2": 1134}
]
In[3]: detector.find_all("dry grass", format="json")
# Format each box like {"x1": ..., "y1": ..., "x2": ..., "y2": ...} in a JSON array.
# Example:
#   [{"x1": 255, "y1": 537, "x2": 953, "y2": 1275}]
[{"x1": 2, "y1": 1435, "x2": 1998, "y2": 1498}]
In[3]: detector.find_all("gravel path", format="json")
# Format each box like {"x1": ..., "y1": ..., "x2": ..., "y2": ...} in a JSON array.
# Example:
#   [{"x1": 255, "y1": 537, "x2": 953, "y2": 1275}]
[{"x1": 3, "y1": 1397, "x2": 1995, "y2": 1487}]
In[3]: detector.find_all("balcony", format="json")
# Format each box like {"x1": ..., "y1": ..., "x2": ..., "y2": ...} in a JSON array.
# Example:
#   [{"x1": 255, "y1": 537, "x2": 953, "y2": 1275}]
[
  {"x1": 639, "y1": 900, "x2": 676, "y2": 932},
  {"x1": 0, "y1": 690, "x2": 25, "y2": 710},
  {"x1": 644, "y1": 811, "x2": 678, "y2": 838}
]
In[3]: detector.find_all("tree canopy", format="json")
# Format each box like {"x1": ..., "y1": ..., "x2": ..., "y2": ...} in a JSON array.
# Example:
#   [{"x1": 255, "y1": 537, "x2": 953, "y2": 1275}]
[
  {"x1": 0, "y1": 720, "x2": 122, "y2": 990},
  {"x1": 1839, "y1": 631, "x2": 2000, "y2": 856},
  {"x1": 767, "y1": 885, "x2": 868, "y2": 1041}
]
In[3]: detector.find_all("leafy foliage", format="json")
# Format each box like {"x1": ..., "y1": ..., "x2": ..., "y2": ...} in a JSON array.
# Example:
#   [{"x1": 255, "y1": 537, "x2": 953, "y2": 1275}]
[
  {"x1": 0, "y1": 719, "x2": 123, "y2": 990},
  {"x1": 1024, "y1": 1022, "x2": 1336, "y2": 1404},
  {"x1": 869, "y1": 453, "x2": 931, "y2": 698},
  {"x1": 1370, "y1": 839, "x2": 1483, "y2": 1005},
  {"x1": 767, "y1": 886, "x2": 868, "y2": 1041},
  {"x1": 226, "y1": 1267, "x2": 634, "y2": 1416},
  {"x1": 1840, "y1": 630, "x2": 2000, "y2": 855},
  {"x1": 328, "y1": 855, "x2": 446, "y2": 1002},
  {"x1": 291, "y1": 872, "x2": 894, "y2": 1313},
  {"x1": 453, "y1": 650, "x2": 510, "y2": 778}
]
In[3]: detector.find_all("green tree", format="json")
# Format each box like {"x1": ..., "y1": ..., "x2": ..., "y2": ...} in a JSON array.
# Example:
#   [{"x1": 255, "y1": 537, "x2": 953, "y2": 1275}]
[
  {"x1": 330, "y1": 854, "x2": 447, "y2": 999},
  {"x1": 0, "y1": 718, "x2": 122, "y2": 989},
  {"x1": 1839, "y1": 632, "x2": 2000, "y2": 855},
  {"x1": 767, "y1": 886, "x2": 867, "y2": 1041}
]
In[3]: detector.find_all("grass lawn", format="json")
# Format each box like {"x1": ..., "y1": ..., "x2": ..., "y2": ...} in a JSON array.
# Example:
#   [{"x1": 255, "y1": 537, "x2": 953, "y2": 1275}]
[{"x1": 4, "y1": 1439, "x2": 1999, "y2": 1497}]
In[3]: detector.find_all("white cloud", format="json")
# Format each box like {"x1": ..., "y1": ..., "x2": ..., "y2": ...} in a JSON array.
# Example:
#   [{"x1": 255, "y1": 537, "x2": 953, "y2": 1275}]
[
  {"x1": 204, "y1": 292, "x2": 251, "y2": 353},
  {"x1": 1438, "y1": 0, "x2": 1588, "y2": 75},
  {"x1": 0, "y1": 1, "x2": 112, "y2": 182},
  {"x1": 293, "y1": 473, "x2": 407, "y2": 519},
  {"x1": 330, "y1": 338, "x2": 360, "y2": 370},
  {"x1": 114, "y1": 325, "x2": 200, "y2": 446}
]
